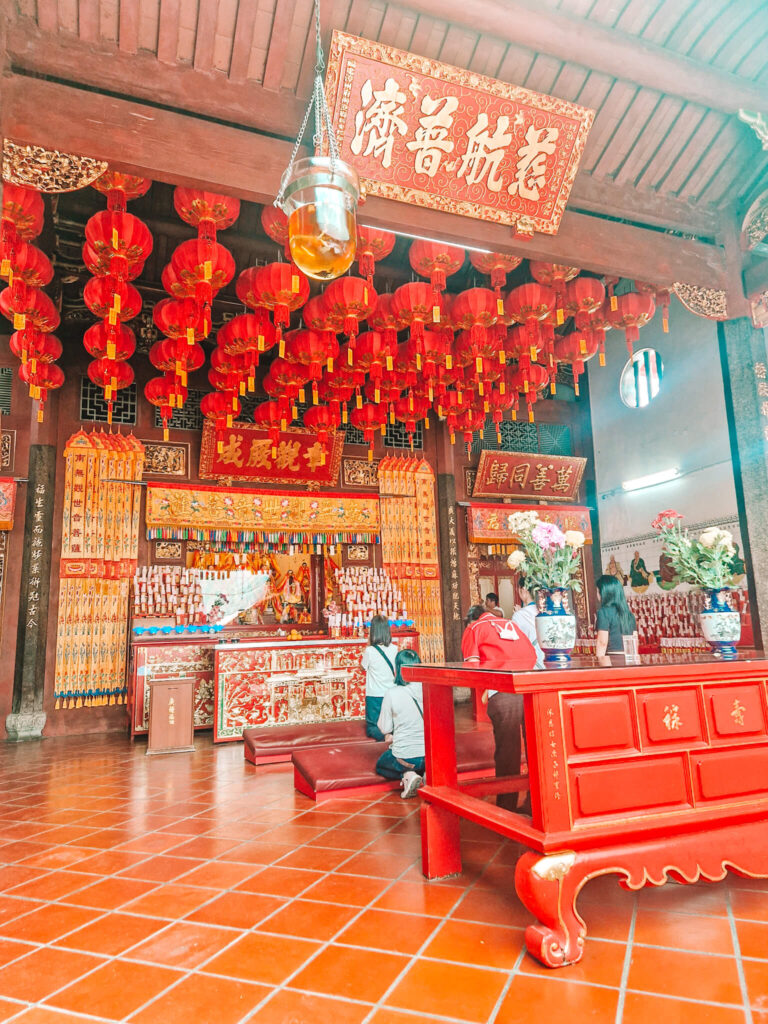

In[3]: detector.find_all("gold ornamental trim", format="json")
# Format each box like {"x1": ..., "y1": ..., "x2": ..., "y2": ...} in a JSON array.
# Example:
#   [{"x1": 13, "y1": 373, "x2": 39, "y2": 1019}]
[{"x1": 3, "y1": 140, "x2": 108, "y2": 193}]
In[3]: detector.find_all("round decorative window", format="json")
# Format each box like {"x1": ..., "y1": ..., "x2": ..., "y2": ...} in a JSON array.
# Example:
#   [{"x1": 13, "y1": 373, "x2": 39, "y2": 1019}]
[{"x1": 619, "y1": 348, "x2": 663, "y2": 409}]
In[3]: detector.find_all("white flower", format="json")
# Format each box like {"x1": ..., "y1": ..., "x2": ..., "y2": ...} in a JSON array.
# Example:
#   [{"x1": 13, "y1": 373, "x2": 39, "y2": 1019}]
[
  {"x1": 506, "y1": 511, "x2": 540, "y2": 536},
  {"x1": 564, "y1": 530, "x2": 585, "y2": 548},
  {"x1": 699, "y1": 527, "x2": 734, "y2": 553},
  {"x1": 506, "y1": 550, "x2": 527, "y2": 570}
]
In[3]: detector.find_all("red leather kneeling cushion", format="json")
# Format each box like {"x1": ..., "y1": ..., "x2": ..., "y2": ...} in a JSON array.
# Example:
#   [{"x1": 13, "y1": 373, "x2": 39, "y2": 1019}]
[{"x1": 243, "y1": 720, "x2": 370, "y2": 763}]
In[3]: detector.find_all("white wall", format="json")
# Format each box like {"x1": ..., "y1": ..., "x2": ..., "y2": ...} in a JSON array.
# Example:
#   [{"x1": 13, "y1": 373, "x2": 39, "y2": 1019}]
[{"x1": 587, "y1": 295, "x2": 741, "y2": 579}]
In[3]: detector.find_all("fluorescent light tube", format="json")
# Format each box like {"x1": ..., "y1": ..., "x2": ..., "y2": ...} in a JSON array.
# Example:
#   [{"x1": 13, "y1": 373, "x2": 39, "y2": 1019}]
[{"x1": 621, "y1": 468, "x2": 680, "y2": 492}]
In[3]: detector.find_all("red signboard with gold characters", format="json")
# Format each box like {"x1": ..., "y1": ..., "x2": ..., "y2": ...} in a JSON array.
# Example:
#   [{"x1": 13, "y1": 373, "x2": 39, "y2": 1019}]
[
  {"x1": 199, "y1": 422, "x2": 343, "y2": 487},
  {"x1": 473, "y1": 451, "x2": 586, "y2": 502},
  {"x1": 325, "y1": 32, "x2": 594, "y2": 235}
]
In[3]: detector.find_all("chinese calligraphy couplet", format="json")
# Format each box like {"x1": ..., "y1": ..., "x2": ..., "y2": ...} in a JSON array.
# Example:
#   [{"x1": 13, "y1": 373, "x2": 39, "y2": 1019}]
[
  {"x1": 473, "y1": 451, "x2": 586, "y2": 502},
  {"x1": 199, "y1": 422, "x2": 344, "y2": 487},
  {"x1": 326, "y1": 31, "x2": 594, "y2": 235}
]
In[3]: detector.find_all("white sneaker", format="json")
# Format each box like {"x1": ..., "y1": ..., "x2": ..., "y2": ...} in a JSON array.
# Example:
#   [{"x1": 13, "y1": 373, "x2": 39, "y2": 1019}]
[{"x1": 401, "y1": 771, "x2": 424, "y2": 799}]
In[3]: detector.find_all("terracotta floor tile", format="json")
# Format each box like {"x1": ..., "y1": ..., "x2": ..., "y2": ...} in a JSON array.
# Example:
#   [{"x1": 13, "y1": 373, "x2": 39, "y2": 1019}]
[
  {"x1": 129, "y1": 921, "x2": 240, "y2": 968},
  {"x1": 218, "y1": 840, "x2": 296, "y2": 865},
  {"x1": 307, "y1": 828, "x2": 381, "y2": 851},
  {"x1": 0, "y1": 999, "x2": 24, "y2": 1022},
  {"x1": 0, "y1": 841, "x2": 49, "y2": 863},
  {"x1": 74, "y1": 827, "x2": 134, "y2": 850},
  {"x1": 118, "y1": 854, "x2": 200, "y2": 883},
  {"x1": 256, "y1": 988, "x2": 370, "y2": 1024},
  {"x1": 67, "y1": 849, "x2": 147, "y2": 875},
  {"x1": 385, "y1": 957, "x2": 507, "y2": 1022},
  {"x1": 736, "y1": 918, "x2": 768, "y2": 959},
  {"x1": 0, "y1": 866, "x2": 40, "y2": 892},
  {"x1": 635, "y1": 882, "x2": 729, "y2": 917},
  {"x1": 186, "y1": 890, "x2": 287, "y2": 929},
  {"x1": 519, "y1": 935, "x2": 626, "y2": 987},
  {"x1": 743, "y1": 959, "x2": 768, "y2": 1012},
  {"x1": 0, "y1": 902, "x2": 101, "y2": 944},
  {"x1": 0, "y1": 946, "x2": 103, "y2": 1002},
  {"x1": 65, "y1": 875, "x2": 159, "y2": 910},
  {"x1": 0, "y1": 938, "x2": 35, "y2": 968},
  {"x1": 291, "y1": 944, "x2": 408, "y2": 1003},
  {"x1": 45, "y1": 957, "x2": 183, "y2": 1019},
  {"x1": 622, "y1": 990, "x2": 749, "y2": 1024},
  {"x1": 176, "y1": 860, "x2": 259, "y2": 890},
  {"x1": 259, "y1": 898, "x2": 359, "y2": 941},
  {"x1": 6, "y1": 870, "x2": 93, "y2": 902},
  {"x1": 3, "y1": 1009, "x2": 97, "y2": 1023},
  {"x1": 731, "y1": 888, "x2": 768, "y2": 923},
  {"x1": 338, "y1": 908, "x2": 442, "y2": 955},
  {"x1": 17, "y1": 845, "x2": 92, "y2": 871},
  {"x1": 275, "y1": 845, "x2": 352, "y2": 872},
  {"x1": 577, "y1": 899, "x2": 635, "y2": 942},
  {"x1": 302, "y1": 873, "x2": 392, "y2": 907},
  {"x1": 634, "y1": 908, "x2": 736, "y2": 954},
  {"x1": 56, "y1": 912, "x2": 166, "y2": 956},
  {"x1": 627, "y1": 945, "x2": 743, "y2": 1004},
  {"x1": 495, "y1": 974, "x2": 620, "y2": 1023},
  {"x1": 449, "y1": 886, "x2": 533, "y2": 928},
  {"x1": 123, "y1": 882, "x2": 218, "y2": 919},
  {"x1": 235, "y1": 865, "x2": 324, "y2": 898},
  {"x1": 369, "y1": 1012, "x2": 436, "y2": 1024},
  {"x1": 203, "y1": 931, "x2": 321, "y2": 985},
  {"x1": 119, "y1": 832, "x2": 189, "y2": 855},
  {"x1": 424, "y1": 918, "x2": 525, "y2": 968},
  {"x1": 374, "y1": 880, "x2": 466, "y2": 917},
  {"x1": 337, "y1": 852, "x2": 418, "y2": 879},
  {"x1": 131, "y1": 972, "x2": 270, "y2": 1024}
]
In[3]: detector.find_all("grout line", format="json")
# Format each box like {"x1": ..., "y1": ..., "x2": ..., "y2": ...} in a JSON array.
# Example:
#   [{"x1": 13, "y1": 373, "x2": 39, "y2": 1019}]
[
  {"x1": 487, "y1": 945, "x2": 527, "y2": 1024},
  {"x1": 726, "y1": 886, "x2": 755, "y2": 1024},
  {"x1": 614, "y1": 895, "x2": 637, "y2": 1024}
]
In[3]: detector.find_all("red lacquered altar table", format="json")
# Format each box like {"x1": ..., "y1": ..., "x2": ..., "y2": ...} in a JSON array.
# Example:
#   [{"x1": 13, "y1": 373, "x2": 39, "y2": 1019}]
[{"x1": 403, "y1": 653, "x2": 768, "y2": 968}]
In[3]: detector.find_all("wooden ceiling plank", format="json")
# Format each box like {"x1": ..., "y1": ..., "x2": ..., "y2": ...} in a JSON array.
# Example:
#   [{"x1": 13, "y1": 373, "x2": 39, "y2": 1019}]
[
  {"x1": 438, "y1": 24, "x2": 479, "y2": 70},
  {"x1": 391, "y1": 10, "x2": 419, "y2": 51},
  {"x1": 687, "y1": 136, "x2": 751, "y2": 207},
  {"x1": 655, "y1": 111, "x2": 725, "y2": 196},
  {"x1": 587, "y1": 0, "x2": 631, "y2": 27},
  {"x1": 614, "y1": 0, "x2": 665, "y2": 37},
  {"x1": 2, "y1": 71, "x2": 728, "y2": 288},
  {"x1": 361, "y1": 0, "x2": 387, "y2": 42},
  {"x1": 156, "y1": 0, "x2": 181, "y2": 64},
  {"x1": 193, "y1": 0, "x2": 219, "y2": 71},
  {"x1": 262, "y1": 0, "x2": 298, "y2": 90},
  {"x1": 523, "y1": 54, "x2": 563, "y2": 96},
  {"x1": 495, "y1": 43, "x2": 536, "y2": 88},
  {"x1": 590, "y1": 87, "x2": 660, "y2": 180},
  {"x1": 666, "y1": 0, "x2": 731, "y2": 56},
  {"x1": 635, "y1": 103, "x2": 705, "y2": 190},
  {"x1": 675, "y1": 121, "x2": 744, "y2": 202},
  {"x1": 377, "y1": 6, "x2": 405, "y2": 46},
  {"x1": 568, "y1": 173, "x2": 718, "y2": 237},
  {"x1": 59, "y1": 0, "x2": 79, "y2": 34},
  {"x1": 736, "y1": 160, "x2": 768, "y2": 211},
  {"x1": 468, "y1": 35, "x2": 507, "y2": 78},
  {"x1": 687, "y1": 4, "x2": 750, "y2": 66},
  {"x1": 638, "y1": 0, "x2": 691, "y2": 47},
  {"x1": 276, "y1": 0, "x2": 312, "y2": 92},
  {"x1": 228, "y1": 0, "x2": 259, "y2": 81},
  {"x1": 118, "y1": 0, "x2": 140, "y2": 53},
  {"x1": 734, "y1": 27, "x2": 768, "y2": 81},
  {"x1": 295, "y1": 0, "x2": 347, "y2": 97},
  {"x1": 580, "y1": 80, "x2": 637, "y2": 174},
  {"x1": 77, "y1": 0, "x2": 100, "y2": 42},
  {"x1": 613, "y1": 96, "x2": 683, "y2": 186},
  {"x1": 556, "y1": 0, "x2": 593, "y2": 17},
  {"x1": 398, "y1": 0, "x2": 768, "y2": 114},
  {"x1": 711, "y1": 9, "x2": 768, "y2": 76},
  {"x1": 412, "y1": 13, "x2": 449, "y2": 59}
]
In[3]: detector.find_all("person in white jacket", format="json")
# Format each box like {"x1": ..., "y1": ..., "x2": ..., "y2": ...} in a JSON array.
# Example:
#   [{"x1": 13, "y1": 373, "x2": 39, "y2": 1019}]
[{"x1": 375, "y1": 649, "x2": 425, "y2": 799}]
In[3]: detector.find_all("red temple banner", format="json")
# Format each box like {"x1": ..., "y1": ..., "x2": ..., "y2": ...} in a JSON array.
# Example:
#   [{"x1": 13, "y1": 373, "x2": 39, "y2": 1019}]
[
  {"x1": 467, "y1": 503, "x2": 593, "y2": 545},
  {"x1": 0, "y1": 477, "x2": 16, "y2": 530},
  {"x1": 473, "y1": 451, "x2": 586, "y2": 502},
  {"x1": 325, "y1": 32, "x2": 594, "y2": 235},
  {"x1": 199, "y1": 422, "x2": 344, "y2": 487}
]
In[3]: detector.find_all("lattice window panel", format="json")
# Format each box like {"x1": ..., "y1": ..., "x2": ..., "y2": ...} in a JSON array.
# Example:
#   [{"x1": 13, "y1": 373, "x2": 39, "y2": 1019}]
[
  {"x1": 0, "y1": 368, "x2": 11, "y2": 415},
  {"x1": 384, "y1": 419, "x2": 423, "y2": 449},
  {"x1": 80, "y1": 377, "x2": 137, "y2": 424},
  {"x1": 344, "y1": 422, "x2": 367, "y2": 445},
  {"x1": 154, "y1": 388, "x2": 206, "y2": 431},
  {"x1": 538, "y1": 423, "x2": 572, "y2": 456},
  {"x1": 473, "y1": 419, "x2": 537, "y2": 455}
]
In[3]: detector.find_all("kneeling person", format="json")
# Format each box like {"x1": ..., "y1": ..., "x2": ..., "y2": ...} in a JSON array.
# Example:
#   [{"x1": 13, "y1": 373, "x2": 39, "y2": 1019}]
[{"x1": 375, "y1": 649, "x2": 425, "y2": 799}]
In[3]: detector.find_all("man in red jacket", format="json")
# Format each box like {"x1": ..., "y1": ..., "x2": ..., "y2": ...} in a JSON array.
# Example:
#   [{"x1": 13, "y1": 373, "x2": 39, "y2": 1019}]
[{"x1": 461, "y1": 605, "x2": 536, "y2": 811}]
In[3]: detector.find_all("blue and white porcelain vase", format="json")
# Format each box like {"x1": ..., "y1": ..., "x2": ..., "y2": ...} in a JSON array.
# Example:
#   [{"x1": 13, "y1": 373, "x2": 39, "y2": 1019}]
[
  {"x1": 699, "y1": 587, "x2": 741, "y2": 660},
  {"x1": 535, "y1": 587, "x2": 577, "y2": 665}
]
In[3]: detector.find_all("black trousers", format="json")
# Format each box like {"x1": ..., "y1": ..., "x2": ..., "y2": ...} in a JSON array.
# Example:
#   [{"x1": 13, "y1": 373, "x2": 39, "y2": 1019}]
[{"x1": 486, "y1": 692, "x2": 525, "y2": 812}]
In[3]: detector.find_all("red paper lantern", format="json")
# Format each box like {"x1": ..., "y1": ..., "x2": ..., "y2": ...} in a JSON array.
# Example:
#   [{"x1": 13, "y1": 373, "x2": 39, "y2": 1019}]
[
  {"x1": 303, "y1": 404, "x2": 340, "y2": 452},
  {"x1": 469, "y1": 251, "x2": 523, "y2": 293},
  {"x1": 201, "y1": 390, "x2": 241, "y2": 447},
  {"x1": 173, "y1": 188, "x2": 240, "y2": 241},
  {"x1": 153, "y1": 297, "x2": 205, "y2": 345},
  {"x1": 92, "y1": 171, "x2": 151, "y2": 211},
  {"x1": 392, "y1": 281, "x2": 441, "y2": 348},
  {"x1": 263, "y1": 357, "x2": 309, "y2": 423},
  {"x1": 485, "y1": 387, "x2": 517, "y2": 436},
  {"x1": 145, "y1": 375, "x2": 177, "y2": 440},
  {"x1": 216, "y1": 312, "x2": 276, "y2": 373},
  {"x1": 451, "y1": 288, "x2": 502, "y2": 358},
  {"x1": 455, "y1": 406, "x2": 485, "y2": 446},
  {"x1": 2, "y1": 184, "x2": 44, "y2": 248},
  {"x1": 84, "y1": 278, "x2": 142, "y2": 322},
  {"x1": 369, "y1": 293, "x2": 406, "y2": 349},
  {"x1": 504, "y1": 283, "x2": 555, "y2": 353},
  {"x1": 349, "y1": 402, "x2": 388, "y2": 458},
  {"x1": 0, "y1": 285, "x2": 59, "y2": 333},
  {"x1": 322, "y1": 276, "x2": 376, "y2": 345},
  {"x1": 149, "y1": 339, "x2": 205, "y2": 387},
  {"x1": 393, "y1": 394, "x2": 430, "y2": 442},
  {"x1": 19, "y1": 360, "x2": 64, "y2": 421},
  {"x1": 356, "y1": 226, "x2": 396, "y2": 285},
  {"x1": 564, "y1": 277, "x2": 605, "y2": 319},
  {"x1": 409, "y1": 239, "x2": 464, "y2": 292},
  {"x1": 236, "y1": 263, "x2": 310, "y2": 355},
  {"x1": 210, "y1": 346, "x2": 252, "y2": 399},
  {"x1": 554, "y1": 330, "x2": 600, "y2": 395},
  {"x1": 10, "y1": 329, "x2": 62, "y2": 369},
  {"x1": 0, "y1": 242, "x2": 53, "y2": 295},
  {"x1": 83, "y1": 322, "x2": 136, "y2": 362},
  {"x1": 88, "y1": 357, "x2": 134, "y2": 404},
  {"x1": 401, "y1": 328, "x2": 451, "y2": 394},
  {"x1": 261, "y1": 206, "x2": 290, "y2": 259},
  {"x1": 253, "y1": 399, "x2": 286, "y2": 449},
  {"x1": 85, "y1": 211, "x2": 153, "y2": 279},
  {"x1": 318, "y1": 376, "x2": 355, "y2": 425},
  {"x1": 635, "y1": 280, "x2": 671, "y2": 333},
  {"x1": 84, "y1": 243, "x2": 142, "y2": 282},
  {"x1": 608, "y1": 291, "x2": 656, "y2": 355},
  {"x1": 509, "y1": 362, "x2": 549, "y2": 421},
  {"x1": 285, "y1": 328, "x2": 339, "y2": 402},
  {"x1": 529, "y1": 262, "x2": 580, "y2": 324}
]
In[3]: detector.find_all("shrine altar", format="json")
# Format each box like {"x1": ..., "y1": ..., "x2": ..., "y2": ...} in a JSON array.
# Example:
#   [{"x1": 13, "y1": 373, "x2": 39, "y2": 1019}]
[{"x1": 404, "y1": 653, "x2": 768, "y2": 968}]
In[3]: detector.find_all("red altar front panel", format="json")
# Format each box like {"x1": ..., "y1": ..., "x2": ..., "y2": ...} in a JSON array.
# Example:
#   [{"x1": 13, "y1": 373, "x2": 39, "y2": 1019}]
[{"x1": 129, "y1": 638, "x2": 216, "y2": 736}]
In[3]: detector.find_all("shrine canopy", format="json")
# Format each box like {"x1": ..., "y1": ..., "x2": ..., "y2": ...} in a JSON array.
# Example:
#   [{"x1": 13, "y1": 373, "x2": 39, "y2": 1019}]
[
  {"x1": 467, "y1": 502, "x2": 592, "y2": 550},
  {"x1": 146, "y1": 483, "x2": 380, "y2": 548}
]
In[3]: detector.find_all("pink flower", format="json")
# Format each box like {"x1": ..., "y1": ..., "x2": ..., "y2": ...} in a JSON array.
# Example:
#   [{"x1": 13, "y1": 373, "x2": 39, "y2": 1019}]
[
  {"x1": 532, "y1": 521, "x2": 566, "y2": 550},
  {"x1": 652, "y1": 509, "x2": 683, "y2": 531}
]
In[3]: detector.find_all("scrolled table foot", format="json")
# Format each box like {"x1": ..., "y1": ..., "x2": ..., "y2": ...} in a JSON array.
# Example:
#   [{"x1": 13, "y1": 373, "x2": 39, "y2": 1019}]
[{"x1": 515, "y1": 850, "x2": 587, "y2": 967}]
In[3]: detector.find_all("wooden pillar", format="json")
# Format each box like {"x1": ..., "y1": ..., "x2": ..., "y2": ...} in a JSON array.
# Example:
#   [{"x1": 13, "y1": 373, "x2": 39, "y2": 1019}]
[
  {"x1": 435, "y1": 421, "x2": 463, "y2": 662},
  {"x1": 718, "y1": 319, "x2": 768, "y2": 647}
]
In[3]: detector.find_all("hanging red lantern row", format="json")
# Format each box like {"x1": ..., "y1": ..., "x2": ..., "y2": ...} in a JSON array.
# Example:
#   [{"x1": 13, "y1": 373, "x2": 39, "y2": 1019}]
[
  {"x1": 356, "y1": 226, "x2": 396, "y2": 287},
  {"x1": 504, "y1": 283, "x2": 556, "y2": 360},
  {"x1": 392, "y1": 281, "x2": 441, "y2": 349},
  {"x1": 86, "y1": 173, "x2": 152, "y2": 421},
  {"x1": 237, "y1": 262, "x2": 309, "y2": 358},
  {"x1": 509, "y1": 362, "x2": 550, "y2": 422},
  {"x1": 168, "y1": 238, "x2": 235, "y2": 339},
  {"x1": 201, "y1": 390, "x2": 241, "y2": 453},
  {"x1": 369, "y1": 293, "x2": 406, "y2": 350},
  {"x1": 409, "y1": 239, "x2": 465, "y2": 293},
  {"x1": 608, "y1": 290, "x2": 656, "y2": 356},
  {"x1": 174, "y1": 189, "x2": 240, "y2": 247},
  {"x1": 635, "y1": 280, "x2": 671, "y2": 333},
  {"x1": 217, "y1": 312, "x2": 276, "y2": 393},
  {"x1": 528, "y1": 261, "x2": 580, "y2": 324},
  {"x1": 319, "y1": 374, "x2": 356, "y2": 426},
  {"x1": 451, "y1": 287, "x2": 502, "y2": 361},
  {"x1": 0, "y1": 185, "x2": 64, "y2": 420},
  {"x1": 263, "y1": 356, "x2": 310, "y2": 426},
  {"x1": 554, "y1": 330, "x2": 600, "y2": 396},
  {"x1": 349, "y1": 402, "x2": 388, "y2": 460},
  {"x1": 261, "y1": 206, "x2": 291, "y2": 261},
  {"x1": 284, "y1": 328, "x2": 339, "y2": 404},
  {"x1": 303, "y1": 404, "x2": 341, "y2": 460},
  {"x1": 468, "y1": 250, "x2": 523, "y2": 298},
  {"x1": 322, "y1": 275, "x2": 375, "y2": 353}
]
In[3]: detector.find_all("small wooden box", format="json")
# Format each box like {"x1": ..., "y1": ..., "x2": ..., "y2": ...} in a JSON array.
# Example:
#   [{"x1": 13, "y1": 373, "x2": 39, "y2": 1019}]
[{"x1": 147, "y1": 677, "x2": 195, "y2": 755}]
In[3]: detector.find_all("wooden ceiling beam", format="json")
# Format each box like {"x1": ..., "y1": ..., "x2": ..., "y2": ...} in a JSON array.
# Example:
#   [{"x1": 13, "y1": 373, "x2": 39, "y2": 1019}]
[
  {"x1": 0, "y1": 72, "x2": 730, "y2": 290},
  {"x1": 399, "y1": 0, "x2": 768, "y2": 115}
]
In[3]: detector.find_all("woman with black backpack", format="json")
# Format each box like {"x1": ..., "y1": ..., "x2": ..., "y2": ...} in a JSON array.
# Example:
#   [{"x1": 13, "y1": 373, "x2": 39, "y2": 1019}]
[{"x1": 361, "y1": 614, "x2": 399, "y2": 740}]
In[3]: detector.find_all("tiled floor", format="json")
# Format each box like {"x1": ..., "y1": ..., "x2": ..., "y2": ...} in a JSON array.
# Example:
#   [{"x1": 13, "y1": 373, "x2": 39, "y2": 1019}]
[{"x1": 0, "y1": 733, "x2": 766, "y2": 1023}]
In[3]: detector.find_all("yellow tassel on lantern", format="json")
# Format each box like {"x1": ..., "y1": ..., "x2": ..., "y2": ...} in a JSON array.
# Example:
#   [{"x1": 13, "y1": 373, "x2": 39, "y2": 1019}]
[
  {"x1": 529, "y1": 407, "x2": 535, "y2": 423},
  {"x1": 13, "y1": 313, "x2": 25, "y2": 331},
  {"x1": 380, "y1": 424, "x2": 386, "y2": 436},
  {"x1": 663, "y1": 316, "x2": 669, "y2": 333},
  {"x1": 291, "y1": 275, "x2": 300, "y2": 293},
  {"x1": 279, "y1": 337, "x2": 285, "y2": 358},
  {"x1": 356, "y1": 393, "x2": 362, "y2": 410},
  {"x1": 113, "y1": 293, "x2": 121, "y2": 314},
  {"x1": 37, "y1": 406, "x2": 44, "y2": 423},
  {"x1": 368, "y1": 447, "x2": 373, "y2": 462},
  {"x1": 424, "y1": 416, "x2": 429, "y2": 429},
  {"x1": 386, "y1": 356, "x2": 393, "y2": 371},
  {"x1": 328, "y1": 357, "x2": 334, "y2": 372},
  {"x1": 599, "y1": 352, "x2": 606, "y2": 367},
  {"x1": 204, "y1": 260, "x2": 213, "y2": 281},
  {"x1": 574, "y1": 381, "x2": 580, "y2": 396},
  {"x1": 217, "y1": 440, "x2": 223, "y2": 454},
  {"x1": 450, "y1": 431, "x2": 455, "y2": 444},
  {"x1": 499, "y1": 350, "x2": 506, "y2": 364},
  {"x1": 342, "y1": 408, "x2": 348, "y2": 424},
  {"x1": 529, "y1": 345, "x2": 536, "y2": 361},
  {"x1": 0, "y1": 258, "x2": 10, "y2": 276},
  {"x1": 550, "y1": 380, "x2": 556, "y2": 395},
  {"x1": 500, "y1": 380, "x2": 506, "y2": 395},
  {"x1": 478, "y1": 381, "x2": 484, "y2": 396},
  {"x1": 497, "y1": 297, "x2": 504, "y2": 316},
  {"x1": 580, "y1": 338, "x2": 587, "y2": 355},
  {"x1": 375, "y1": 387, "x2": 380, "y2": 403},
  {"x1": 7, "y1": 267, "x2": 13, "y2": 287},
  {"x1": 281, "y1": 418, "x2": 287, "y2": 431},
  {"x1": 389, "y1": 410, "x2": 395, "y2": 424},
  {"x1": 320, "y1": 450, "x2": 326, "y2": 466},
  {"x1": 272, "y1": 445, "x2": 278, "y2": 458},
  {"x1": 432, "y1": 306, "x2": 440, "y2": 323},
  {"x1": 610, "y1": 294, "x2": 618, "y2": 311},
  {"x1": 239, "y1": 381, "x2": 246, "y2": 396},
  {"x1": 556, "y1": 307, "x2": 564, "y2": 326},
  {"x1": 112, "y1": 227, "x2": 119, "y2": 249},
  {"x1": 258, "y1": 334, "x2": 265, "y2": 351},
  {"x1": 512, "y1": 408, "x2": 517, "y2": 420},
  {"x1": 347, "y1": 348, "x2": 353, "y2": 366},
  {"x1": 226, "y1": 414, "x2": 233, "y2": 427},
  {"x1": 164, "y1": 427, "x2": 169, "y2": 441},
  {"x1": 475, "y1": 356, "x2": 482, "y2": 373},
  {"x1": 299, "y1": 387, "x2": 306, "y2": 403},
  {"x1": 523, "y1": 379, "x2": 529, "y2": 393},
  {"x1": 416, "y1": 353, "x2": 422, "y2": 370}
]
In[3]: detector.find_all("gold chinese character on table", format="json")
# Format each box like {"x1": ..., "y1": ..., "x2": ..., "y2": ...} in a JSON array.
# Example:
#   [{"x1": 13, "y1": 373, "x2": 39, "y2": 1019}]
[
  {"x1": 532, "y1": 463, "x2": 553, "y2": 491},
  {"x1": 755, "y1": 362, "x2": 767, "y2": 380},
  {"x1": 406, "y1": 95, "x2": 458, "y2": 176},
  {"x1": 455, "y1": 113, "x2": 512, "y2": 192},
  {"x1": 247, "y1": 439, "x2": 272, "y2": 470},
  {"x1": 351, "y1": 78, "x2": 407, "y2": 169},
  {"x1": 508, "y1": 125, "x2": 559, "y2": 201},
  {"x1": 511, "y1": 462, "x2": 531, "y2": 488},
  {"x1": 218, "y1": 434, "x2": 244, "y2": 468},
  {"x1": 731, "y1": 699, "x2": 746, "y2": 727},
  {"x1": 275, "y1": 441, "x2": 301, "y2": 472},
  {"x1": 168, "y1": 696, "x2": 176, "y2": 726},
  {"x1": 663, "y1": 704, "x2": 682, "y2": 731},
  {"x1": 551, "y1": 466, "x2": 574, "y2": 493},
  {"x1": 486, "y1": 459, "x2": 509, "y2": 488}
]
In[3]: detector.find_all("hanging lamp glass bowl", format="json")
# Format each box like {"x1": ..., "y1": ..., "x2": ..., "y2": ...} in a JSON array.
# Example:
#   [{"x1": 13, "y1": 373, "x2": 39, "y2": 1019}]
[{"x1": 279, "y1": 156, "x2": 360, "y2": 281}]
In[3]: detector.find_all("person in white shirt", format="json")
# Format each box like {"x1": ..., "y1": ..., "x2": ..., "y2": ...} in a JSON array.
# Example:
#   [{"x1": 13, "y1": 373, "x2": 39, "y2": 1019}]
[
  {"x1": 375, "y1": 649, "x2": 425, "y2": 799},
  {"x1": 511, "y1": 577, "x2": 544, "y2": 668},
  {"x1": 361, "y1": 614, "x2": 399, "y2": 740}
]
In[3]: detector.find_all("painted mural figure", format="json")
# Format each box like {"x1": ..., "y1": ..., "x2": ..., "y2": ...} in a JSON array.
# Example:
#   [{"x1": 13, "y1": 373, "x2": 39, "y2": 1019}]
[
  {"x1": 654, "y1": 551, "x2": 680, "y2": 590},
  {"x1": 629, "y1": 551, "x2": 652, "y2": 592},
  {"x1": 605, "y1": 555, "x2": 627, "y2": 585}
]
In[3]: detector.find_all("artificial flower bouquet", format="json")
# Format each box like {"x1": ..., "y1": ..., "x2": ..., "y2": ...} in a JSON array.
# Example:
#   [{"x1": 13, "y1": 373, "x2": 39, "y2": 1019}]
[
  {"x1": 651, "y1": 509, "x2": 736, "y2": 589},
  {"x1": 505, "y1": 510, "x2": 585, "y2": 590}
]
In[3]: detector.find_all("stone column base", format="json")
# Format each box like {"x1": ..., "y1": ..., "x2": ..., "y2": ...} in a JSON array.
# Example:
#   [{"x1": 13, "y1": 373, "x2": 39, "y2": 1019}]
[{"x1": 5, "y1": 711, "x2": 46, "y2": 741}]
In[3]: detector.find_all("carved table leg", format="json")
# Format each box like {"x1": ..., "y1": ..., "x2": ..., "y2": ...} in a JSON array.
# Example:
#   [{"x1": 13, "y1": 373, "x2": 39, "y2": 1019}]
[{"x1": 515, "y1": 850, "x2": 590, "y2": 967}]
